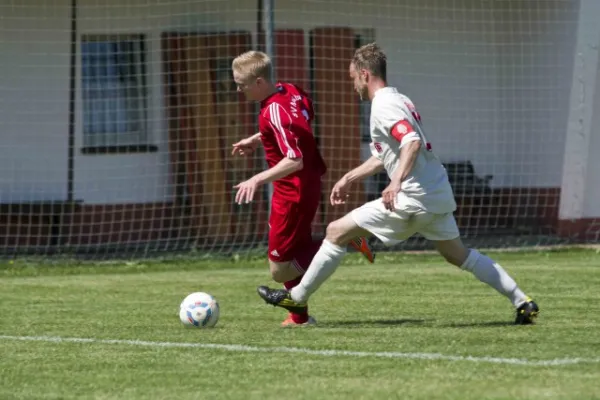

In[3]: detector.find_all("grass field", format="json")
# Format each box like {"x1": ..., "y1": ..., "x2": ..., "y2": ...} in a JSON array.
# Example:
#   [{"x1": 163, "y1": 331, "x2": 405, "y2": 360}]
[{"x1": 1, "y1": 249, "x2": 600, "y2": 400}]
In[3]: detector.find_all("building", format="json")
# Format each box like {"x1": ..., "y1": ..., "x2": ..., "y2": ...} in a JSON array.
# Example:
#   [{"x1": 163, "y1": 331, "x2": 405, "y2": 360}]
[{"x1": 0, "y1": 0, "x2": 598, "y2": 255}]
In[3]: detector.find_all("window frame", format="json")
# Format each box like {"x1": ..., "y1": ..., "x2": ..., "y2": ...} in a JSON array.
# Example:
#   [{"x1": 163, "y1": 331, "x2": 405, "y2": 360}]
[{"x1": 79, "y1": 33, "x2": 157, "y2": 155}]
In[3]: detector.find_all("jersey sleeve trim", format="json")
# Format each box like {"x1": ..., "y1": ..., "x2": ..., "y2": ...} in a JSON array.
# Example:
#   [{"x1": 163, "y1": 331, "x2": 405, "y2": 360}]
[
  {"x1": 268, "y1": 103, "x2": 303, "y2": 159},
  {"x1": 390, "y1": 119, "x2": 421, "y2": 149},
  {"x1": 398, "y1": 132, "x2": 421, "y2": 149}
]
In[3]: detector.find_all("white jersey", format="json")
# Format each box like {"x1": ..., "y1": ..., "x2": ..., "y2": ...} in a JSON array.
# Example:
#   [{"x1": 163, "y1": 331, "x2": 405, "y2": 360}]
[{"x1": 369, "y1": 87, "x2": 456, "y2": 214}]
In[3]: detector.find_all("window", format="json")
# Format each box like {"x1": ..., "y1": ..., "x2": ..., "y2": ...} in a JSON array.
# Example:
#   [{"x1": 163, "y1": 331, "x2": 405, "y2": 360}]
[{"x1": 81, "y1": 34, "x2": 155, "y2": 154}]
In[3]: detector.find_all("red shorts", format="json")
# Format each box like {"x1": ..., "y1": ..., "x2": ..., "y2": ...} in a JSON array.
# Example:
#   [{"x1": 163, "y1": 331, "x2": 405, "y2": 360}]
[{"x1": 268, "y1": 192, "x2": 320, "y2": 263}]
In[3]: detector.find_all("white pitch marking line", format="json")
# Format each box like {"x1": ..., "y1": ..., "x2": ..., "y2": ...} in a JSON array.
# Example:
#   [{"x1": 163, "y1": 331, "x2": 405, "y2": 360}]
[{"x1": 1, "y1": 335, "x2": 599, "y2": 367}]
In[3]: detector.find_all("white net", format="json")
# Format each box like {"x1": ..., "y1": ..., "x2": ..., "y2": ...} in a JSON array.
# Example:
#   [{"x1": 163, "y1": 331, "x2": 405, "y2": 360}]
[{"x1": 0, "y1": 0, "x2": 597, "y2": 258}]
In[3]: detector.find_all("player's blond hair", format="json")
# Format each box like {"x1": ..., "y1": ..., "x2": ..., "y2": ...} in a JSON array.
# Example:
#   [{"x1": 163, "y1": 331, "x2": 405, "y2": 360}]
[
  {"x1": 352, "y1": 42, "x2": 387, "y2": 81},
  {"x1": 232, "y1": 50, "x2": 272, "y2": 81}
]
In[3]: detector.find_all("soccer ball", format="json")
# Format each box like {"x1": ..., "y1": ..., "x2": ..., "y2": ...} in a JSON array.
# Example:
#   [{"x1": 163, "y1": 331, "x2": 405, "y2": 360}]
[{"x1": 179, "y1": 292, "x2": 220, "y2": 328}]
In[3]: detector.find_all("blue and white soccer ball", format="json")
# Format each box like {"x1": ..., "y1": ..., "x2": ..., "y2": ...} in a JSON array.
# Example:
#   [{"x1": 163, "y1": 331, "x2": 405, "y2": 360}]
[{"x1": 179, "y1": 292, "x2": 220, "y2": 328}]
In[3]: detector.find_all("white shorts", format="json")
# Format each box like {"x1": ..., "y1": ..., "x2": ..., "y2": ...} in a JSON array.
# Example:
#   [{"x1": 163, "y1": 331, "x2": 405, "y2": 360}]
[{"x1": 350, "y1": 199, "x2": 460, "y2": 246}]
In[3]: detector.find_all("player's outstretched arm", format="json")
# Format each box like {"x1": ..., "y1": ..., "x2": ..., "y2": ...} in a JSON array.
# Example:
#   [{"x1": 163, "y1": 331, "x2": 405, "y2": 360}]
[
  {"x1": 344, "y1": 156, "x2": 385, "y2": 183},
  {"x1": 253, "y1": 157, "x2": 303, "y2": 185},
  {"x1": 330, "y1": 156, "x2": 384, "y2": 206},
  {"x1": 233, "y1": 158, "x2": 303, "y2": 204},
  {"x1": 231, "y1": 132, "x2": 262, "y2": 156},
  {"x1": 381, "y1": 141, "x2": 421, "y2": 211}
]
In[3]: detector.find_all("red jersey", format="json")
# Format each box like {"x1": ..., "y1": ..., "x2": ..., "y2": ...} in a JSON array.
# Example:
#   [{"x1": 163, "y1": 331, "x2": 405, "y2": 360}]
[{"x1": 258, "y1": 83, "x2": 327, "y2": 202}]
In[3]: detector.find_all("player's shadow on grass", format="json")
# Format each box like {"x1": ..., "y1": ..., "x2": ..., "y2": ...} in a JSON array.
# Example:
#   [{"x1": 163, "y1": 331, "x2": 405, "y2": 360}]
[
  {"x1": 321, "y1": 318, "x2": 428, "y2": 328},
  {"x1": 440, "y1": 321, "x2": 515, "y2": 328}
]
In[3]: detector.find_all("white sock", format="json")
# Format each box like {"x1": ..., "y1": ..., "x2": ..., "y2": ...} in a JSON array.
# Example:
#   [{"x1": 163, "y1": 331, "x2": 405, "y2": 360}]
[
  {"x1": 290, "y1": 239, "x2": 347, "y2": 303},
  {"x1": 461, "y1": 249, "x2": 528, "y2": 307}
]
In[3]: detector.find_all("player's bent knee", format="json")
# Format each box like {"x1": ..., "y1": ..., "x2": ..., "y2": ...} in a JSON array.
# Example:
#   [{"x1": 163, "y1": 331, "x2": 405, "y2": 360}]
[
  {"x1": 325, "y1": 221, "x2": 344, "y2": 244},
  {"x1": 269, "y1": 261, "x2": 300, "y2": 283},
  {"x1": 325, "y1": 214, "x2": 367, "y2": 246}
]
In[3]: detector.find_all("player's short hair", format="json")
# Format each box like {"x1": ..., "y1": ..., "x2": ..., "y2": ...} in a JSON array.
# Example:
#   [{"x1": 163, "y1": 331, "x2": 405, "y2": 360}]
[
  {"x1": 232, "y1": 50, "x2": 272, "y2": 81},
  {"x1": 352, "y1": 42, "x2": 387, "y2": 81}
]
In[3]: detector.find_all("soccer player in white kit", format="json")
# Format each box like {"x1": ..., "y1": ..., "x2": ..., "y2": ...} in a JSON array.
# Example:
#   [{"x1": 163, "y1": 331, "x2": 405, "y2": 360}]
[{"x1": 258, "y1": 43, "x2": 539, "y2": 325}]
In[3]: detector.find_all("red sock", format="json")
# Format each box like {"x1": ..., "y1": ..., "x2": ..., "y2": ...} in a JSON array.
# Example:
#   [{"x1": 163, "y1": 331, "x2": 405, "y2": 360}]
[
  {"x1": 283, "y1": 277, "x2": 308, "y2": 323},
  {"x1": 283, "y1": 240, "x2": 323, "y2": 324},
  {"x1": 283, "y1": 276, "x2": 303, "y2": 290}
]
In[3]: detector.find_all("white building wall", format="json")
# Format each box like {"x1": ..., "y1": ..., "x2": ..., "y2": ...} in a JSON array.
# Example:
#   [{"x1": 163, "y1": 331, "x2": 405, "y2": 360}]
[
  {"x1": 583, "y1": 43, "x2": 600, "y2": 218},
  {"x1": 559, "y1": 0, "x2": 600, "y2": 221},
  {"x1": 73, "y1": 0, "x2": 257, "y2": 204},
  {"x1": 496, "y1": 0, "x2": 579, "y2": 188},
  {"x1": 278, "y1": 0, "x2": 503, "y2": 183},
  {"x1": 0, "y1": 0, "x2": 582, "y2": 204},
  {"x1": 0, "y1": 1, "x2": 71, "y2": 202}
]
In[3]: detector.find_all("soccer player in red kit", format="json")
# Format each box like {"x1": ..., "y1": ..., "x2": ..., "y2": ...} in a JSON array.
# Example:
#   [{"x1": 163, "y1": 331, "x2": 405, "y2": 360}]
[{"x1": 231, "y1": 50, "x2": 375, "y2": 327}]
